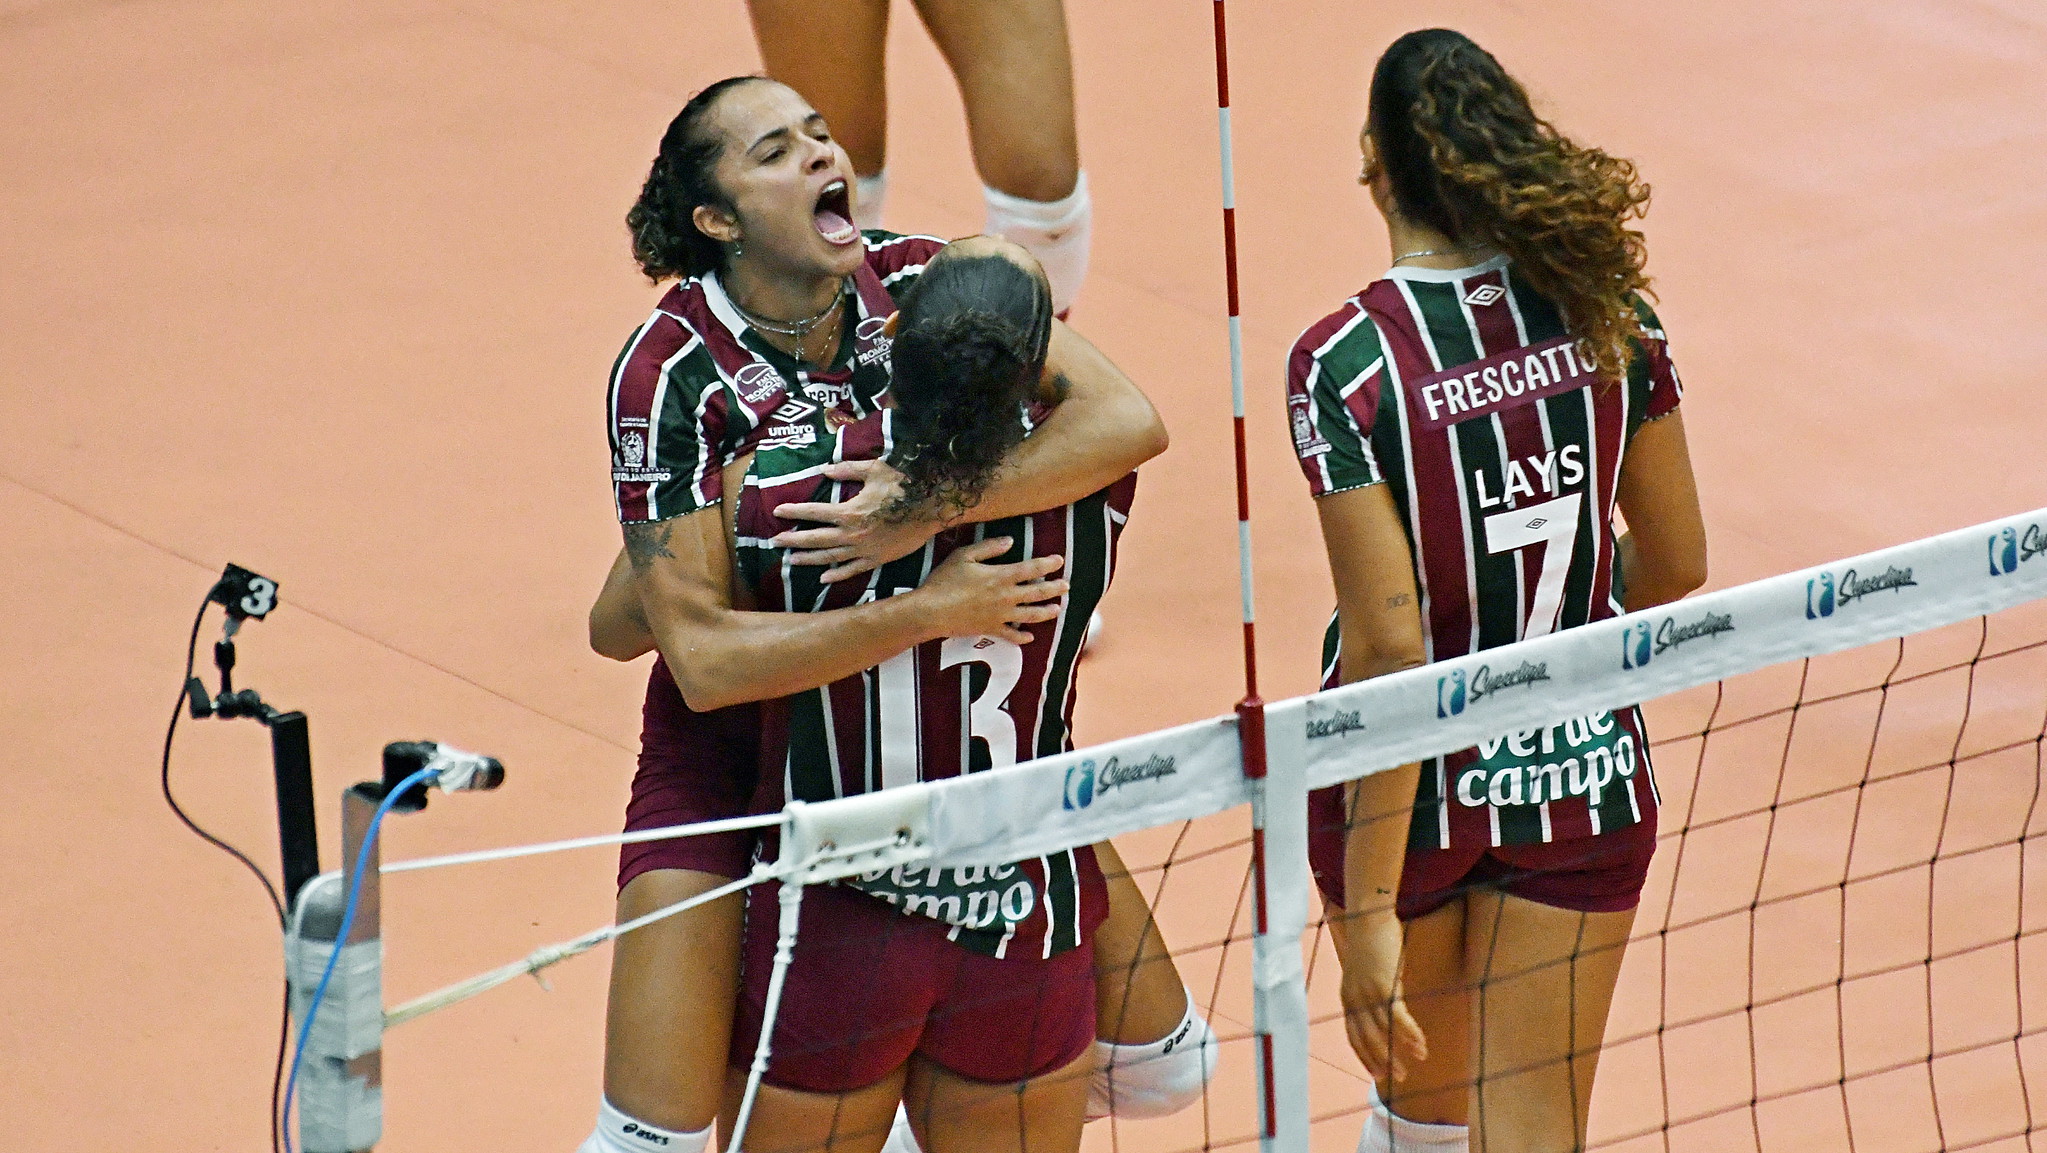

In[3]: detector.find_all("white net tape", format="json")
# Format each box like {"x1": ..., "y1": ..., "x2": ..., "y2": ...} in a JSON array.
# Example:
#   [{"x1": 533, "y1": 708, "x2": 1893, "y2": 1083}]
[{"x1": 370, "y1": 507, "x2": 2047, "y2": 1150}]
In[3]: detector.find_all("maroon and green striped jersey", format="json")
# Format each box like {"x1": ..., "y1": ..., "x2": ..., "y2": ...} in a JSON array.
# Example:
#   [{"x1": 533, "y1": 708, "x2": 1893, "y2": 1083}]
[
  {"x1": 607, "y1": 231, "x2": 943, "y2": 524},
  {"x1": 1287, "y1": 257, "x2": 1682, "y2": 850},
  {"x1": 736, "y1": 412, "x2": 1135, "y2": 959}
]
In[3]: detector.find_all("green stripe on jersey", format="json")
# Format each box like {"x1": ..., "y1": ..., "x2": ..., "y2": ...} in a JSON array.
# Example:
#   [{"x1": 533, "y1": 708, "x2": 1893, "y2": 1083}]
[
  {"x1": 1034, "y1": 494, "x2": 1109, "y2": 758},
  {"x1": 1310, "y1": 316, "x2": 1389, "y2": 493}
]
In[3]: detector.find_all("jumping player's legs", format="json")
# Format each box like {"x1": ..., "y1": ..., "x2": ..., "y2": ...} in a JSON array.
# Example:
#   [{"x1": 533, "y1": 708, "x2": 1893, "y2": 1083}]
[
  {"x1": 600, "y1": 871, "x2": 746, "y2": 1136},
  {"x1": 906, "y1": 0, "x2": 1077, "y2": 201},
  {"x1": 904, "y1": 1049, "x2": 1091, "y2": 1153},
  {"x1": 908, "y1": 0, "x2": 1090, "y2": 313},
  {"x1": 1463, "y1": 891, "x2": 1635, "y2": 1153},
  {"x1": 746, "y1": 0, "x2": 892, "y2": 224}
]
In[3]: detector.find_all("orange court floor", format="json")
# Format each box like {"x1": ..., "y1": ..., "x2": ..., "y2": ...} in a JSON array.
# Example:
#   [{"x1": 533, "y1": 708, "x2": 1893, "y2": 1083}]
[{"x1": 3, "y1": 1, "x2": 2044, "y2": 1151}]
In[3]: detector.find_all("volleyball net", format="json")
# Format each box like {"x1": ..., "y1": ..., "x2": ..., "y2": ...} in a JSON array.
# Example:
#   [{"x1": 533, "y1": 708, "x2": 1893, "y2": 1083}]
[{"x1": 261, "y1": 505, "x2": 2047, "y2": 1153}]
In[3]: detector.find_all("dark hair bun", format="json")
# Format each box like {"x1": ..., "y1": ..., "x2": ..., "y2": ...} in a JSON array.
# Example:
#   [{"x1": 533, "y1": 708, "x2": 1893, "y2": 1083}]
[{"x1": 627, "y1": 76, "x2": 762, "y2": 282}]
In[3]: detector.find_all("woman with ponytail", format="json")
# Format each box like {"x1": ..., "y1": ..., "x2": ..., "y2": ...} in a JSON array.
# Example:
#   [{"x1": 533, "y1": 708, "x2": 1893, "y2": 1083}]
[{"x1": 1286, "y1": 30, "x2": 1707, "y2": 1153}]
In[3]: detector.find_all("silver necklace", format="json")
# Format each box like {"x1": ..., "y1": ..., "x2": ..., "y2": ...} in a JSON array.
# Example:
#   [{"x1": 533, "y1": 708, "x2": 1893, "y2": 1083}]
[
  {"x1": 731, "y1": 278, "x2": 847, "y2": 337},
  {"x1": 1392, "y1": 243, "x2": 1490, "y2": 265}
]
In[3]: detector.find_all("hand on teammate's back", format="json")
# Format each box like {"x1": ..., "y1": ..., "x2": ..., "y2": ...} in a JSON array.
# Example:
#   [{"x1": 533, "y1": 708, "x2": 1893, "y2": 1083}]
[
  {"x1": 916, "y1": 537, "x2": 1066, "y2": 644},
  {"x1": 773, "y1": 459, "x2": 939, "y2": 582}
]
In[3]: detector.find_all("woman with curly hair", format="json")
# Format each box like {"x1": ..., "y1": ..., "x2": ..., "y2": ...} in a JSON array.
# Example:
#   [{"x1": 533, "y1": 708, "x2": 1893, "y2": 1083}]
[
  {"x1": 720, "y1": 234, "x2": 1145, "y2": 1153},
  {"x1": 1285, "y1": 29, "x2": 1707, "y2": 1153},
  {"x1": 582, "y1": 78, "x2": 1206, "y2": 1153}
]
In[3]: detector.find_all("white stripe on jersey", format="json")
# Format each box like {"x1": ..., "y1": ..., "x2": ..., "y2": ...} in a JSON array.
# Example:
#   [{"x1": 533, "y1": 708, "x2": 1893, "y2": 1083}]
[
  {"x1": 1502, "y1": 277, "x2": 1533, "y2": 346},
  {"x1": 880, "y1": 265, "x2": 927, "y2": 288},
  {"x1": 1028, "y1": 506, "x2": 1072, "y2": 762},
  {"x1": 698, "y1": 273, "x2": 756, "y2": 345},
  {"x1": 1313, "y1": 299, "x2": 1371, "y2": 357},
  {"x1": 646, "y1": 342, "x2": 692, "y2": 521},
  {"x1": 608, "y1": 316, "x2": 661, "y2": 519},
  {"x1": 1486, "y1": 411, "x2": 1525, "y2": 639},
  {"x1": 1338, "y1": 354, "x2": 1386, "y2": 484},
  {"x1": 1395, "y1": 275, "x2": 1485, "y2": 658}
]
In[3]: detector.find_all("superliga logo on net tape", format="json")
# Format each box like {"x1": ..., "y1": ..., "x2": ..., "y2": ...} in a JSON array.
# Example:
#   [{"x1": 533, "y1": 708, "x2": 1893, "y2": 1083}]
[
  {"x1": 1621, "y1": 610, "x2": 1737, "y2": 670},
  {"x1": 1989, "y1": 523, "x2": 2047, "y2": 577},
  {"x1": 1436, "y1": 660, "x2": 1550, "y2": 719},
  {"x1": 1062, "y1": 753, "x2": 1178, "y2": 810},
  {"x1": 1804, "y1": 564, "x2": 1918, "y2": 620}
]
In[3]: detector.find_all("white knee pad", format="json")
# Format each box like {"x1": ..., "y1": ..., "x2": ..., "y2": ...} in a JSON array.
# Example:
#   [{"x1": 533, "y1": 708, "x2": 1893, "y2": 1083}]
[
  {"x1": 1354, "y1": 1083, "x2": 1467, "y2": 1153},
  {"x1": 854, "y1": 170, "x2": 888, "y2": 232},
  {"x1": 982, "y1": 172, "x2": 1091, "y2": 316},
  {"x1": 577, "y1": 1098, "x2": 711, "y2": 1153},
  {"x1": 1086, "y1": 988, "x2": 1219, "y2": 1120}
]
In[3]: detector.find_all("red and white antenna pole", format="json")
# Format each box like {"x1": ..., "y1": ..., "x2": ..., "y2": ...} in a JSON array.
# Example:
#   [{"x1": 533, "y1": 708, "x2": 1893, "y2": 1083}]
[{"x1": 1206, "y1": 4, "x2": 1292, "y2": 1150}]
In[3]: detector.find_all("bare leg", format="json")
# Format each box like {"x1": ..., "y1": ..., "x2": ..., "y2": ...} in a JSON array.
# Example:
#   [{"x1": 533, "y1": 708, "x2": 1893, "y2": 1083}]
[
  {"x1": 746, "y1": 0, "x2": 892, "y2": 178},
  {"x1": 602, "y1": 869, "x2": 745, "y2": 1131},
  {"x1": 907, "y1": 0, "x2": 1080, "y2": 201},
  {"x1": 721, "y1": 1066, "x2": 907, "y2": 1153},
  {"x1": 904, "y1": 1049, "x2": 1090, "y2": 1153},
  {"x1": 1384, "y1": 898, "x2": 1474, "y2": 1127},
  {"x1": 1464, "y1": 892, "x2": 1636, "y2": 1153},
  {"x1": 1090, "y1": 840, "x2": 1186, "y2": 1044}
]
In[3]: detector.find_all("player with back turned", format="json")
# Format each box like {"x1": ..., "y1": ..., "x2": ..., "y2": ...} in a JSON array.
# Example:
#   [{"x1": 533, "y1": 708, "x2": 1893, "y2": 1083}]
[{"x1": 1286, "y1": 29, "x2": 1708, "y2": 1153}]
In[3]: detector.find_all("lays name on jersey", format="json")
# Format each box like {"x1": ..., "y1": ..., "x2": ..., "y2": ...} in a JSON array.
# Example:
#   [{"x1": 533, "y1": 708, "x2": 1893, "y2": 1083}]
[{"x1": 1473, "y1": 443, "x2": 1585, "y2": 511}]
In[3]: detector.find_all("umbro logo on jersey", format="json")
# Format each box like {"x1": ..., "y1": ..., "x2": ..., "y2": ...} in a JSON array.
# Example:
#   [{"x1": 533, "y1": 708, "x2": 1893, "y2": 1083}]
[
  {"x1": 1525, "y1": 516, "x2": 1548, "y2": 530},
  {"x1": 1464, "y1": 284, "x2": 1506, "y2": 307},
  {"x1": 770, "y1": 397, "x2": 819, "y2": 423}
]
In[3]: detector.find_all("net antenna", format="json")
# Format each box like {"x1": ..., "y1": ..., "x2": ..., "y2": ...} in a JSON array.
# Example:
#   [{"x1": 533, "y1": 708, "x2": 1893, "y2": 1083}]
[{"x1": 1208, "y1": 5, "x2": 1316, "y2": 1150}]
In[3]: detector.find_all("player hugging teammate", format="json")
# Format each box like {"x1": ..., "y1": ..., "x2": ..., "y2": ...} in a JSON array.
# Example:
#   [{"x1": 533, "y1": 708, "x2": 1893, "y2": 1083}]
[{"x1": 582, "y1": 78, "x2": 1211, "y2": 1153}]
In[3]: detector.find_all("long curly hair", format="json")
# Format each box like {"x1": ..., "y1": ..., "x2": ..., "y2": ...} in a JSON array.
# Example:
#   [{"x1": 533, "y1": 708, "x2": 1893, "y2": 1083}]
[
  {"x1": 625, "y1": 76, "x2": 765, "y2": 282},
  {"x1": 885, "y1": 243, "x2": 1055, "y2": 520},
  {"x1": 1371, "y1": 29, "x2": 1653, "y2": 380}
]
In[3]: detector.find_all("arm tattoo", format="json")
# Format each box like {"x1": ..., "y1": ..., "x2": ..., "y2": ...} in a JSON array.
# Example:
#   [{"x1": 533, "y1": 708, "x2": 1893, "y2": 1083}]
[{"x1": 622, "y1": 520, "x2": 676, "y2": 574}]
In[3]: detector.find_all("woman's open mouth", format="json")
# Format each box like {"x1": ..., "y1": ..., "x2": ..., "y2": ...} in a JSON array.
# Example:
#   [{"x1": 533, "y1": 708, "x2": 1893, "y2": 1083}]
[{"x1": 813, "y1": 179, "x2": 858, "y2": 245}]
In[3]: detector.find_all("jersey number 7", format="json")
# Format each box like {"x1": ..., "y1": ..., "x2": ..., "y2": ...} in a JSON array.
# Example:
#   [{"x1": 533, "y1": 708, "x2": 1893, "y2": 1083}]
[{"x1": 1483, "y1": 492, "x2": 1583, "y2": 639}]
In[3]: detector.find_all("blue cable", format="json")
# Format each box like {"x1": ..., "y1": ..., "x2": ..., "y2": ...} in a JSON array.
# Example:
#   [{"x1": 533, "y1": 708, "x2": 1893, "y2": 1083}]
[{"x1": 281, "y1": 766, "x2": 438, "y2": 1153}]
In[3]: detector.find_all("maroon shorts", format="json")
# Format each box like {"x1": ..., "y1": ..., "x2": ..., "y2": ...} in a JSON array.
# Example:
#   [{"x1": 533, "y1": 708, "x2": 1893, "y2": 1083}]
[
  {"x1": 616, "y1": 658, "x2": 762, "y2": 889},
  {"x1": 729, "y1": 880, "x2": 1097, "y2": 1092},
  {"x1": 1309, "y1": 784, "x2": 1657, "y2": 921}
]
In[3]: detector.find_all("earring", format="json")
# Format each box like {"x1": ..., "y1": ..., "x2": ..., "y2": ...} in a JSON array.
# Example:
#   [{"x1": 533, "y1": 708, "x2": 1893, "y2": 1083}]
[{"x1": 732, "y1": 239, "x2": 744, "y2": 259}]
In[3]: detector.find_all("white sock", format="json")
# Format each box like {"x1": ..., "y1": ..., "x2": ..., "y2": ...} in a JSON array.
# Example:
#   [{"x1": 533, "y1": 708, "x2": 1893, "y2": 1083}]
[
  {"x1": 854, "y1": 170, "x2": 888, "y2": 232},
  {"x1": 1354, "y1": 1084, "x2": 1467, "y2": 1153},
  {"x1": 879, "y1": 1104, "x2": 922, "y2": 1153},
  {"x1": 982, "y1": 171, "x2": 1092, "y2": 315},
  {"x1": 577, "y1": 1098, "x2": 711, "y2": 1153}
]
